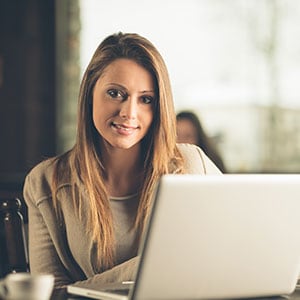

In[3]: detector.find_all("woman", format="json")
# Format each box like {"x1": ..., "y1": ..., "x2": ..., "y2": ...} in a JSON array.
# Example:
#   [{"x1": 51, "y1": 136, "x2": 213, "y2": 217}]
[
  {"x1": 23, "y1": 32, "x2": 221, "y2": 289},
  {"x1": 176, "y1": 110, "x2": 227, "y2": 173}
]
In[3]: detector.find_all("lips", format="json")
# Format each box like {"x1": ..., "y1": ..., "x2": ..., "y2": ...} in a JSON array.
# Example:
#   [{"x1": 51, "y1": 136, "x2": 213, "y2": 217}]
[{"x1": 111, "y1": 122, "x2": 139, "y2": 134}]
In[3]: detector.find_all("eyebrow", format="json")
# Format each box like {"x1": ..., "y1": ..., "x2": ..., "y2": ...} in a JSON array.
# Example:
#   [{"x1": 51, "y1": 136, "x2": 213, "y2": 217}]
[{"x1": 107, "y1": 83, "x2": 155, "y2": 94}]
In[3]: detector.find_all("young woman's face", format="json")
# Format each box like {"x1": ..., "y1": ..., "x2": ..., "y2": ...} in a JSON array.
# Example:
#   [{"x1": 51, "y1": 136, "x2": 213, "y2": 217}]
[
  {"x1": 92, "y1": 58, "x2": 156, "y2": 150},
  {"x1": 176, "y1": 119, "x2": 198, "y2": 145}
]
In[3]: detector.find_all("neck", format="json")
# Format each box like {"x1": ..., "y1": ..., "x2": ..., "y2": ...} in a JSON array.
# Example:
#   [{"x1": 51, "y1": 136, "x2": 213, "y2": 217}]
[{"x1": 101, "y1": 144, "x2": 144, "y2": 197}]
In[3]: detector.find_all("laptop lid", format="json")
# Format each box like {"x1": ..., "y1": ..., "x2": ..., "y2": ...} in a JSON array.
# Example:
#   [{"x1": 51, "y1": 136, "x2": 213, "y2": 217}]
[
  {"x1": 132, "y1": 174, "x2": 300, "y2": 299},
  {"x1": 68, "y1": 174, "x2": 300, "y2": 300}
]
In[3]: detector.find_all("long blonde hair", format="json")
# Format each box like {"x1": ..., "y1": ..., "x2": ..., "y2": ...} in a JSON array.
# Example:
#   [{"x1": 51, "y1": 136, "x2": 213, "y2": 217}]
[{"x1": 53, "y1": 32, "x2": 184, "y2": 271}]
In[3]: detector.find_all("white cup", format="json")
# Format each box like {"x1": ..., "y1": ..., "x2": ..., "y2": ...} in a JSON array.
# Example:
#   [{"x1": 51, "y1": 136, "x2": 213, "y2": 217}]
[{"x1": 0, "y1": 272, "x2": 54, "y2": 300}]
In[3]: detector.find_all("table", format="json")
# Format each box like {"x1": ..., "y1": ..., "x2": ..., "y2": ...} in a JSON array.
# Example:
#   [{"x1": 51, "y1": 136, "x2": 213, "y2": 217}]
[{"x1": 50, "y1": 287, "x2": 300, "y2": 300}]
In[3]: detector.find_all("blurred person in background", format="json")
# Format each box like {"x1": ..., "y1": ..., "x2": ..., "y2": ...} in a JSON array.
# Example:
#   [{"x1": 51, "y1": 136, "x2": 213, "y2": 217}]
[{"x1": 176, "y1": 110, "x2": 227, "y2": 173}]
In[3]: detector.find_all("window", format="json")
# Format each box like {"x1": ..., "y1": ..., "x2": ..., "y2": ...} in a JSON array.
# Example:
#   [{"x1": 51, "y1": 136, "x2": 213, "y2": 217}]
[{"x1": 80, "y1": 0, "x2": 300, "y2": 172}]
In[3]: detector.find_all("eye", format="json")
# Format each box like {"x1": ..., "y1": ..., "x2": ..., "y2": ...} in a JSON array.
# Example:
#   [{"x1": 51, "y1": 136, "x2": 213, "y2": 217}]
[
  {"x1": 141, "y1": 95, "x2": 154, "y2": 105},
  {"x1": 107, "y1": 89, "x2": 127, "y2": 100}
]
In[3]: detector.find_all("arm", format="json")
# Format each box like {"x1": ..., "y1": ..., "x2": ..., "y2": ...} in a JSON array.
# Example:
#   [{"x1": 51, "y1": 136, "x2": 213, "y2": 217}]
[
  {"x1": 195, "y1": 146, "x2": 223, "y2": 174},
  {"x1": 177, "y1": 143, "x2": 223, "y2": 175},
  {"x1": 24, "y1": 172, "x2": 76, "y2": 288},
  {"x1": 69, "y1": 257, "x2": 139, "y2": 288}
]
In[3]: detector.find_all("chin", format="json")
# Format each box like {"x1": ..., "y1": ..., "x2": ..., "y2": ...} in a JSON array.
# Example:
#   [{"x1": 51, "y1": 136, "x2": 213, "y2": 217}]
[{"x1": 103, "y1": 136, "x2": 144, "y2": 150}]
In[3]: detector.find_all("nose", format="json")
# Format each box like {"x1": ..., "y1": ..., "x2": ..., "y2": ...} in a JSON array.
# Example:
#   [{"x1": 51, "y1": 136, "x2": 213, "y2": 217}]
[{"x1": 119, "y1": 97, "x2": 137, "y2": 120}]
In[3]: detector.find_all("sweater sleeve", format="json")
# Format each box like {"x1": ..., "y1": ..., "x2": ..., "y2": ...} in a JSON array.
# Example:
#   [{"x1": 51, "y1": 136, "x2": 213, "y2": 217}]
[
  {"x1": 177, "y1": 143, "x2": 222, "y2": 175},
  {"x1": 24, "y1": 172, "x2": 75, "y2": 288},
  {"x1": 69, "y1": 256, "x2": 139, "y2": 288}
]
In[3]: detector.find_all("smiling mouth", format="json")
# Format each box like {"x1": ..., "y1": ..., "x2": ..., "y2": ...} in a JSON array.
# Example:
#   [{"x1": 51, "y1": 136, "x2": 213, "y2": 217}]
[{"x1": 111, "y1": 122, "x2": 139, "y2": 131}]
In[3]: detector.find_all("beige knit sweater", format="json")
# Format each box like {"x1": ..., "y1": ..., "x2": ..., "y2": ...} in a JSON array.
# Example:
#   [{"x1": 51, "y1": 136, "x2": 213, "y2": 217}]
[{"x1": 23, "y1": 144, "x2": 221, "y2": 289}]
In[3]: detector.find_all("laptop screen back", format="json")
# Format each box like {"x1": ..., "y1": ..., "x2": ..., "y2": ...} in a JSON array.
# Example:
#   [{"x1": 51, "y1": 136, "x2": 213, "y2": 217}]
[{"x1": 132, "y1": 174, "x2": 300, "y2": 300}]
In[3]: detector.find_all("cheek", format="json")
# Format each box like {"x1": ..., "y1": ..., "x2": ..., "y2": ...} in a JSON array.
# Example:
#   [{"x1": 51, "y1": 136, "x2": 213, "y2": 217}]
[
  {"x1": 144, "y1": 108, "x2": 154, "y2": 129},
  {"x1": 92, "y1": 98, "x2": 111, "y2": 120}
]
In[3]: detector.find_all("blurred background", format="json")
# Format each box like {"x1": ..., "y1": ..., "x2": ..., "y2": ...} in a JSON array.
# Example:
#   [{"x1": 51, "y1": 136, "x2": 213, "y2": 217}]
[{"x1": 1, "y1": 0, "x2": 300, "y2": 199}]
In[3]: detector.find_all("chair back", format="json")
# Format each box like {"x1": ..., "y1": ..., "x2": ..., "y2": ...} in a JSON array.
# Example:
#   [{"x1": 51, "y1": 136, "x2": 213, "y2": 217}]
[{"x1": 0, "y1": 198, "x2": 29, "y2": 278}]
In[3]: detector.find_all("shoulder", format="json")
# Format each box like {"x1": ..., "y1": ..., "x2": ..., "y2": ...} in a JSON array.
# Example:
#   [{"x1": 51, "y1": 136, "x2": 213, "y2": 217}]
[
  {"x1": 28, "y1": 157, "x2": 57, "y2": 179},
  {"x1": 23, "y1": 158, "x2": 57, "y2": 204},
  {"x1": 177, "y1": 143, "x2": 222, "y2": 175},
  {"x1": 24, "y1": 156, "x2": 72, "y2": 205}
]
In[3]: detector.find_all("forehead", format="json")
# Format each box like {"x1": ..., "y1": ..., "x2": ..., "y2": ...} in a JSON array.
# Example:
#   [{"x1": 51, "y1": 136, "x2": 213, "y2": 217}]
[
  {"x1": 93, "y1": 58, "x2": 156, "y2": 94},
  {"x1": 100, "y1": 58, "x2": 152, "y2": 82}
]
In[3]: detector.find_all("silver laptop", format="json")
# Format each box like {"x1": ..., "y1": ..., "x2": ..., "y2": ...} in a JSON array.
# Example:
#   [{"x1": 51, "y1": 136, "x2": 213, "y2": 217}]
[{"x1": 67, "y1": 174, "x2": 300, "y2": 300}]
